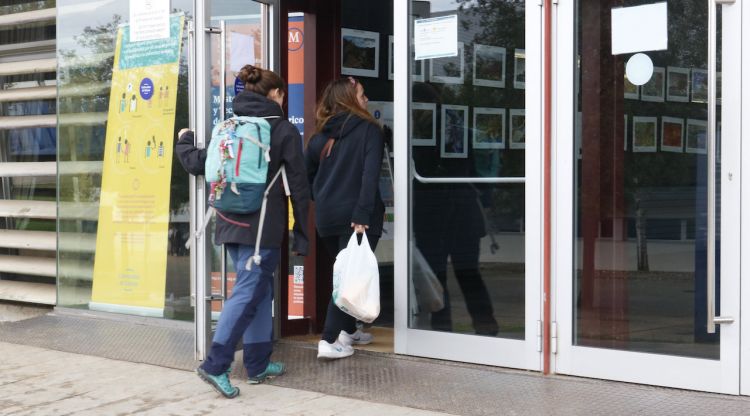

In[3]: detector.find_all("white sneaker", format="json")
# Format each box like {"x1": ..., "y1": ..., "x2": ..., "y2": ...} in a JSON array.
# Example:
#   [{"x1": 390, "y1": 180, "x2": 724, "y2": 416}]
[
  {"x1": 339, "y1": 329, "x2": 374, "y2": 345},
  {"x1": 317, "y1": 340, "x2": 354, "y2": 360}
]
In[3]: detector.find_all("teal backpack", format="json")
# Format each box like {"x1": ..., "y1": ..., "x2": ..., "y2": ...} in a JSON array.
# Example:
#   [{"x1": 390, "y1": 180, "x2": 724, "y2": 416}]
[{"x1": 192, "y1": 115, "x2": 290, "y2": 270}]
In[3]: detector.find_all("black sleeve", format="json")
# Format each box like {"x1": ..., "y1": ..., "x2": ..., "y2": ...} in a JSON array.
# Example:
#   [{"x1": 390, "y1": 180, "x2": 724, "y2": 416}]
[
  {"x1": 175, "y1": 131, "x2": 207, "y2": 176},
  {"x1": 279, "y1": 122, "x2": 311, "y2": 256},
  {"x1": 351, "y1": 124, "x2": 384, "y2": 226}
]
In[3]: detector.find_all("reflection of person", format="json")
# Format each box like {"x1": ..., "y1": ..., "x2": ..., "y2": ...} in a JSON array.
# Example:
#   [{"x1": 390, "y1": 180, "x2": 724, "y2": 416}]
[
  {"x1": 123, "y1": 139, "x2": 130, "y2": 163},
  {"x1": 306, "y1": 77, "x2": 385, "y2": 360},
  {"x1": 412, "y1": 82, "x2": 499, "y2": 336},
  {"x1": 116, "y1": 137, "x2": 122, "y2": 163},
  {"x1": 176, "y1": 65, "x2": 311, "y2": 398}
]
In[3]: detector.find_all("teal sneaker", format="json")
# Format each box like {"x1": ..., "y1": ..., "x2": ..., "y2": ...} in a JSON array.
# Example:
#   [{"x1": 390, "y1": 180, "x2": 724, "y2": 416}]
[
  {"x1": 247, "y1": 361, "x2": 286, "y2": 384},
  {"x1": 196, "y1": 367, "x2": 239, "y2": 398}
]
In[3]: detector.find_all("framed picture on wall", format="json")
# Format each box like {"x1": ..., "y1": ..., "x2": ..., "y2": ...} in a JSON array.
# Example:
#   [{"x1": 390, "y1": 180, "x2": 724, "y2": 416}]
[
  {"x1": 472, "y1": 107, "x2": 505, "y2": 149},
  {"x1": 388, "y1": 35, "x2": 394, "y2": 80},
  {"x1": 441, "y1": 105, "x2": 468, "y2": 158},
  {"x1": 341, "y1": 28, "x2": 380, "y2": 78},
  {"x1": 413, "y1": 57, "x2": 425, "y2": 82},
  {"x1": 686, "y1": 119, "x2": 708, "y2": 154},
  {"x1": 641, "y1": 67, "x2": 665, "y2": 102},
  {"x1": 472, "y1": 44, "x2": 506, "y2": 88},
  {"x1": 509, "y1": 109, "x2": 526, "y2": 149},
  {"x1": 514, "y1": 49, "x2": 526, "y2": 89},
  {"x1": 430, "y1": 42, "x2": 464, "y2": 84},
  {"x1": 666, "y1": 67, "x2": 690, "y2": 102},
  {"x1": 691, "y1": 69, "x2": 708, "y2": 103},
  {"x1": 632, "y1": 116, "x2": 657, "y2": 152},
  {"x1": 624, "y1": 75, "x2": 639, "y2": 100},
  {"x1": 624, "y1": 114, "x2": 628, "y2": 151},
  {"x1": 661, "y1": 117, "x2": 684, "y2": 152},
  {"x1": 411, "y1": 102, "x2": 437, "y2": 146}
]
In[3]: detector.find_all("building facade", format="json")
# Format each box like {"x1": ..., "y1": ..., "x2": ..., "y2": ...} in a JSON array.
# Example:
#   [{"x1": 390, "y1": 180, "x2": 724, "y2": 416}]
[{"x1": 0, "y1": 0, "x2": 748, "y2": 395}]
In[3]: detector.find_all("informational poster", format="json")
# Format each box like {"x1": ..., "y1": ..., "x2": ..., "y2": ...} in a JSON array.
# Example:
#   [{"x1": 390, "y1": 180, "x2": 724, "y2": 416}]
[
  {"x1": 611, "y1": 2, "x2": 668, "y2": 55},
  {"x1": 287, "y1": 13, "x2": 305, "y2": 138},
  {"x1": 288, "y1": 266, "x2": 304, "y2": 318},
  {"x1": 414, "y1": 15, "x2": 458, "y2": 60},
  {"x1": 90, "y1": 14, "x2": 185, "y2": 317},
  {"x1": 229, "y1": 32, "x2": 255, "y2": 72},
  {"x1": 129, "y1": 0, "x2": 170, "y2": 42}
]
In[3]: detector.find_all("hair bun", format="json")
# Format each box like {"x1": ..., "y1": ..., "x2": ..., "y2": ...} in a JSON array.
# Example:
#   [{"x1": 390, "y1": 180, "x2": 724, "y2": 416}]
[{"x1": 239, "y1": 64, "x2": 262, "y2": 84}]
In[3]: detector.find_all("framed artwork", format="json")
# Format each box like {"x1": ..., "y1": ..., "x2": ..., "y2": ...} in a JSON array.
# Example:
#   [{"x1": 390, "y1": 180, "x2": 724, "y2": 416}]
[
  {"x1": 412, "y1": 56, "x2": 425, "y2": 82},
  {"x1": 666, "y1": 67, "x2": 689, "y2": 102},
  {"x1": 661, "y1": 117, "x2": 684, "y2": 153},
  {"x1": 341, "y1": 28, "x2": 380, "y2": 78},
  {"x1": 686, "y1": 119, "x2": 707, "y2": 154},
  {"x1": 624, "y1": 75, "x2": 639, "y2": 100},
  {"x1": 472, "y1": 107, "x2": 505, "y2": 149},
  {"x1": 411, "y1": 102, "x2": 437, "y2": 146},
  {"x1": 514, "y1": 49, "x2": 525, "y2": 89},
  {"x1": 691, "y1": 69, "x2": 708, "y2": 103},
  {"x1": 388, "y1": 35, "x2": 394, "y2": 80},
  {"x1": 632, "y1": 116, "x2": 657, "y2": 152},
  {"x1": 472, "y1": 44, "x2": 506, "y2": 88},
  {"x1": 641, "y1": 67, "x2": 665, "y2": 102},
  {"x1": 440, "y1": 105, "x2": 468, "y2": 158},
  {"x1": 624, "y1": 114, "x2": 628, "y2": 151},
  {"x1": 509, "y1": 109, "x2": 526, "y2": 149},
  {"x1": 430, "y1": 42, "x2": 465, "y2": 84}
]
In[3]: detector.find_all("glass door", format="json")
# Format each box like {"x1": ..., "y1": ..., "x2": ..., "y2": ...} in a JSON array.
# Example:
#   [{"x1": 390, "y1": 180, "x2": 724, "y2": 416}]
[
  {"x1": 189, "y1": 0, "x2": 279, "y2": 360},
  {"x1": 394, "y1": 0, "x2": 542, "y2": 370},
  {"x1": 555, "y1": 0, "x2": 741, "y2": 393}
]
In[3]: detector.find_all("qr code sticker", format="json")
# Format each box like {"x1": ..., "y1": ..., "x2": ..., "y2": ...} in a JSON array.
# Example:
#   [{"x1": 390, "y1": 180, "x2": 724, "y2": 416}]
[{"x1": 293, "y1": 266, "x2": 304, "y2": 284}]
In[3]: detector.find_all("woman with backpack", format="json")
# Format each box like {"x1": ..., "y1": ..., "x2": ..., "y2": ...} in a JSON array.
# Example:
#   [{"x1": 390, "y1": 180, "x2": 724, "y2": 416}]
[
  {"x1": 306, "y1": 77, "x2": 385, "y2": 360},
  {"x1": 176, "y1": 65, "x2": 310, "y2": 398}
]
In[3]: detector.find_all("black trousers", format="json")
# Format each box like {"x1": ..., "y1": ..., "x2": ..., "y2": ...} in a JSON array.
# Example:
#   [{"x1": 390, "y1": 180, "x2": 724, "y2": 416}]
[{"x1": 320, "y1": 232, "x2": 380, "y2": 343}]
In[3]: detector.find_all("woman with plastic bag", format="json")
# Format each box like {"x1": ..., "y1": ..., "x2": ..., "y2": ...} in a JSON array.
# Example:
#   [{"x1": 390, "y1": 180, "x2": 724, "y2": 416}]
[{"x1": 306, "y1": 77, "x2": 385, "y2": 360}]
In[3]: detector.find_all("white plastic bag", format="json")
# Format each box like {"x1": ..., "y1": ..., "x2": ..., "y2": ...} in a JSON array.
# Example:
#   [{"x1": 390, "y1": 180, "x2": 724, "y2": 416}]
[{"x1": 332, "y1": 232, "x2": 380, "y2": 323}]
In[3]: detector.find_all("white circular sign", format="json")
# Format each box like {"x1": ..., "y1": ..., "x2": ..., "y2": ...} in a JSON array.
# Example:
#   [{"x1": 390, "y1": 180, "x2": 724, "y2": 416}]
[{"x1": 625, "y1": 53, "x2": 654, "y2": 86}]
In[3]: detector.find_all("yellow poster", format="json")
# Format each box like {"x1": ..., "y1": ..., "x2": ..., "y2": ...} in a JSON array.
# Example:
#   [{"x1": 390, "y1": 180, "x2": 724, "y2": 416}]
[{"x1": 90, "y1": 15, "x2": 184, "y2": 317}]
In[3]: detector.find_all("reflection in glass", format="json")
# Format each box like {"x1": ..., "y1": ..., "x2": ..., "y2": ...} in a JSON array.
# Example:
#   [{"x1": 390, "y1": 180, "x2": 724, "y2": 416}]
[
  {"x1": 409, "y1": 0, "x2": 525, "y2": 339},
  {"x1": 57, "y1": 0, "x2": 194, "y2": 320},
  {"x1": 573, "y1": 0, "x2": 720, "y2": 359}
]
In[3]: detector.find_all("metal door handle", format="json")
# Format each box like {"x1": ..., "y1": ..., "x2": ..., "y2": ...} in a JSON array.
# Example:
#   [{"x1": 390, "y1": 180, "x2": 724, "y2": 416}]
[
  {"x1": 219, "y1": 20, "x2": 227, "y2": 121},
  {"x1": 706, "y1": 0, "x2": 735, "y2": 333},
  {"x1": 412, "y1": 167, "x2": 525, "y2": 184}
]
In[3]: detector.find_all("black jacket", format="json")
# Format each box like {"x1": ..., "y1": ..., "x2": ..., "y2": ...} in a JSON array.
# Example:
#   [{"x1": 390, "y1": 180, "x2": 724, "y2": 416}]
[
  {"x1": 176, "y1": 91, "x2": 310, "y2": 254},
  {"x1": 305, "y1": 112, "x2": 384, "y2": 237}
]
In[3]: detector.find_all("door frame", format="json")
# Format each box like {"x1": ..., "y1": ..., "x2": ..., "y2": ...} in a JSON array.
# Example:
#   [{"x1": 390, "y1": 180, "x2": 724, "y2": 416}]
[
  {"x1": 392, "y1": 0, "x2": 544, "y2": 371},
  {"x1": 553, "y1": 0, "x2": 742, "y2": 394}
]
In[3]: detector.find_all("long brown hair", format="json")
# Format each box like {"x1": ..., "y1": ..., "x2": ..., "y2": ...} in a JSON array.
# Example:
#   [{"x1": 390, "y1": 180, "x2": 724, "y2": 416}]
[
  {"x1": 237, "y1": 64, "x2": 286, "y2": 96},
  {"x1": 314, "y1": 77, "x2": 378, "y2": 134}
]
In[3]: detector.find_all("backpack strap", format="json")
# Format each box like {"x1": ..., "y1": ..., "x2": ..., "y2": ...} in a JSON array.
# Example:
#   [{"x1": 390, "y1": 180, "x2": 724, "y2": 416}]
[
  {"x1": 246, "y1": 164, "x2": 290, "y2": 270},
  {"x1": 184, "y1": 206, "x2": 215, "y2": 250}
]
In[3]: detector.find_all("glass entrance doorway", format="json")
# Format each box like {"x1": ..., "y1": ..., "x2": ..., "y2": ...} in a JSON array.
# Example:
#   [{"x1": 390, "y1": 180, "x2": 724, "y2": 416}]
[
  {"x1": 555, "y1": 0, "x2": 742, "y2": 393},
  {"x1": 189, "y1": 0, "x2": 278, "y2": 360},
  {"x1": 394, "y1": 0, "x2": 543, "y2": 370}
]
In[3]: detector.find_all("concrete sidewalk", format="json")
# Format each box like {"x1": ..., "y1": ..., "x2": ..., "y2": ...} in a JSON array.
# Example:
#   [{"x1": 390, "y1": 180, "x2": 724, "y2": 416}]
[{"x1": 0, "y1": 342, "x2": 449, "y2": 416}]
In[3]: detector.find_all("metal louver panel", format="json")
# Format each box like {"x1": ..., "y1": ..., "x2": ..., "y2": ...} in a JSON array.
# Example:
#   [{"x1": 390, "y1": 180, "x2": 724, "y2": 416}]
[
  {"x1": 0, "y1": 230, "x2": 96, "y2": 252},
  {"x1": 0, "y1": 280, "x2": 55, "y2": 305},
  {"x1": 0, "y1": 58, "x2": 56, "y2": 76},
  {"x1": 0, "y1": 85, "x2": 56, "y2": 102},
  {"x1": 0, "y1": 8, "x2": 56, "y2": 28},
  {"x1": 0, "y1": 114, "x2": 55, "y2": 129}
]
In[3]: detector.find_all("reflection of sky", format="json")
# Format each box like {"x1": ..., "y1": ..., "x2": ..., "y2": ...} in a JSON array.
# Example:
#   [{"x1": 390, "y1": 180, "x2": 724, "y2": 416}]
[
  {"x1": 344, "y1": 36, "x2": 377, "y2": 49},
  {"x1": 57, "y1": 0, "x2": 192, "y2": 56},
  {"x1": 429, "y1": 0, "x2": 477, "y2": 12}
]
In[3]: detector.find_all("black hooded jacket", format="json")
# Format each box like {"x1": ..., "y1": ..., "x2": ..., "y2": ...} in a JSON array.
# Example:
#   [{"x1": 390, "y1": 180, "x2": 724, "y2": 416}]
[
  {"x1": 305, "y1": 112, "x2": 384, "y2": 237},
  {"x1": 175, "y1": 91, "x2": 310, "y2": 254}
]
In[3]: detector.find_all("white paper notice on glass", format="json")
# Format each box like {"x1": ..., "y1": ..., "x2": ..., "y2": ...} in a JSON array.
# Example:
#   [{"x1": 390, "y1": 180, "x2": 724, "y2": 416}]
[
  {"x1": 129, "y1": 0, "x2": 170, "y2": 42},
  {"x1": 230, "y1": 32, "x2": 255, "y2": 72},
  {"x1": 611, "y1": 2, "x2": 668, "y2": 55},
  {"x1": 414, "y1": 15, "x2": 458, "y2": 60}
]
